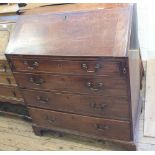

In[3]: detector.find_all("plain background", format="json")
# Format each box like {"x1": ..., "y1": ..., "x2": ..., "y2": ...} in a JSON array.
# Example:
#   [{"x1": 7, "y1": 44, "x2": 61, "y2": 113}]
[{"x1": 137, "y1": 2, "x2": 155, "y2": 60}]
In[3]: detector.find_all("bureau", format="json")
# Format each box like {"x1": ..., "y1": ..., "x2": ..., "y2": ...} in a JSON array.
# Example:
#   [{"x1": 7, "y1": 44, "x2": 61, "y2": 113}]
[{"x1": 5, "y1": 3, "x2": 144, "y2": 150}]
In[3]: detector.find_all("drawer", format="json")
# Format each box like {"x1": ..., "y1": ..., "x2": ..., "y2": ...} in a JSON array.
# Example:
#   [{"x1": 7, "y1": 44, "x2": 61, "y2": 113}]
[
  {"x1": 0, "y1": 72, "x2": 16, "y2": 85},
  {"x1": 14, "y1": 73, "x2": 128, "y2": 96},
  {"x1": 0, "y1": 85, "x2": 22, "y2": 99},
  {"x1": 10, "y1": 58, "x2": 125, "y2": 77},
  {"x1": 29, "y1": 107, "x2": 132, "y2": 141},
  {"x1": 23, "y1": 89, "x2": 129, "y2": 120}
]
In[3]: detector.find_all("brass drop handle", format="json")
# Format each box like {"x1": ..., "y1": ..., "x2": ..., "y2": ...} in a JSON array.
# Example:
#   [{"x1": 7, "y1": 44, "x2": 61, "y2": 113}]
[
  {"x1": 81, "y1": 63, "x2": 101, "y2": 73},
  {"x1": 95, "y1": 124, "x2": 109, "y2": 131},
  {"x1": 29, "y1": 77, "x2": 44, "y2": 85},
  {"x1": 24, "y1": 60, "x2": 39, "y2": 70},
  {"x1": 37, "y1": 96, "x2": 48, "y2": 104},
  {"x1": 90, "y1": 102, "x2": 107, "y2": 110},
  {"x1": 46, "y1": 115, "x2": 56, "y2": 124},
  {"x1": 87, "y1": 82, "x2": 103, "y2": 91}
]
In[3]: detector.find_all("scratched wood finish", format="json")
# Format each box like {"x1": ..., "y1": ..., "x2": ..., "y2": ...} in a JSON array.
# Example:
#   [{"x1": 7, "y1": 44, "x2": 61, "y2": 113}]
[
  {"x1": 6, "y1": 4, "x2": 132, "y2": 57},
  {"x1": 14, "y1": 73, "x2": 128, "y2": 96},
  {"x1": 10, "y1": 57, "x2": 126, "y2": 76},
  {"x1": 29, "y1": 107, "x2": 131, "y2": 141},
  {"x1": 22, "y1": 89, "x2": 129, "y2": 120}
]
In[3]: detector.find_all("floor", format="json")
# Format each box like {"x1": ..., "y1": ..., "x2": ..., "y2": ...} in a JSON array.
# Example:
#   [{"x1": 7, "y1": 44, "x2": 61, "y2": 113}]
[{"x1": 136, "y1": 111, "x2": 155, "y2": 151}]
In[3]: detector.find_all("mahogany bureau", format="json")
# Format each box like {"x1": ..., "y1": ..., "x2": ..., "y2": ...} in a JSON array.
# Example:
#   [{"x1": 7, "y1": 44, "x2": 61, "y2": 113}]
[{"x1": 5, "y1": 4, "x2": 143, "y2": 150}]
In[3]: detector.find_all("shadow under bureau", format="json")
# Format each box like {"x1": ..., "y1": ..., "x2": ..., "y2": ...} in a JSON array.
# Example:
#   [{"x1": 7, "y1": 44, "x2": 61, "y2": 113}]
[{"x1": 5, "y1": 3, "x2": 144, "y2": 150}]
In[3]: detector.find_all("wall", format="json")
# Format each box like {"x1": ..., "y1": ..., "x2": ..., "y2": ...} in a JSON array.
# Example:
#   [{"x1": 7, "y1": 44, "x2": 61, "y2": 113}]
[{"x1": 137, "y1": 2, "x2": 155, "y2": 60}]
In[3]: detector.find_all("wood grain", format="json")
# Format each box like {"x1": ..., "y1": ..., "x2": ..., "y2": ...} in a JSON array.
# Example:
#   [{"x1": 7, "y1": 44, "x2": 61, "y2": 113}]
[
  {"x1": 14, "y1": 73, "x2": 128, "y2": 96},
  {"x1": 6, "y1": 4, "x2": 132, "y2": 57},
  {"x1": 29, "y1": 107, "x2": 131, "y2": 141},
  {"x1": 10, "y1": 57, "x2": 125, "y2": 76},
  {"x1": 22, "y1": 89, "x2": 129, "y2": 120}
]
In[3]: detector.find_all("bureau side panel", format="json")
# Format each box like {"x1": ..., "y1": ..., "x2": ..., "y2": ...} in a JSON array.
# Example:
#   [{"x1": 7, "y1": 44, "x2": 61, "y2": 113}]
[{"x1": 128, "y1": 50, "x2": 141, "y2": 135}]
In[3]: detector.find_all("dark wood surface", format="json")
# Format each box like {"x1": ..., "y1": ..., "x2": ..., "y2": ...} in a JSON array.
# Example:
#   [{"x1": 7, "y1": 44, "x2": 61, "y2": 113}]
[
  {"x1": 6, "y1": 4, "x2": 132, "y2": 57},
  {"x1": 14, "y1": 72, "x2": 128, "y2": 96},
  {"x1": 29, "y1": 107, "x2": 131, "y2": 141},
  {"x1": 22, "y1": 89, "x2": 129, "y2": 120},
  {"x1": 9, "y1": 57, "x2": 126, "y2": 76}
]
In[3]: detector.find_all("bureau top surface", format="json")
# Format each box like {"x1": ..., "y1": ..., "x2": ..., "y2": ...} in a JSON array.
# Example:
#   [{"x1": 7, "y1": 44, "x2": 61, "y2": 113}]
[{"x1": 6, "y1": 3, "x2": 133, "y2": 57}]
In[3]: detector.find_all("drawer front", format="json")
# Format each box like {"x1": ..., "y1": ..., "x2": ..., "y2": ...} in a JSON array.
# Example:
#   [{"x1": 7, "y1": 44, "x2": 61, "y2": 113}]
[
  {"x1": 15, "y1": 73, "x2": 128, "y2": 96},
  {"x1": 11, "y1": 58, "x2": 125, "y2": 77},
  {"x1": 29, "y1": 108, "x2": 131, "y2": 141},
  {"x1": 0, "y1": 60, "x2": 11, "y2": 72},
  {"x1": 0, "y1": 72, "x2": 16, "y2": 85},
  {"x1": 23, "y1": 89, "x2": 129, "y2": 120},
  {"x1": 0, "y1": 85, "x2": 22, "y2": 99}
]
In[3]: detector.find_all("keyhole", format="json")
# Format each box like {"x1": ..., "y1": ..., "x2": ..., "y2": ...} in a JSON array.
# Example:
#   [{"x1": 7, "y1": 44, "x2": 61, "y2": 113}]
[{"x1": 123, "y1": 68, "x2": 126, "y2": 74}]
